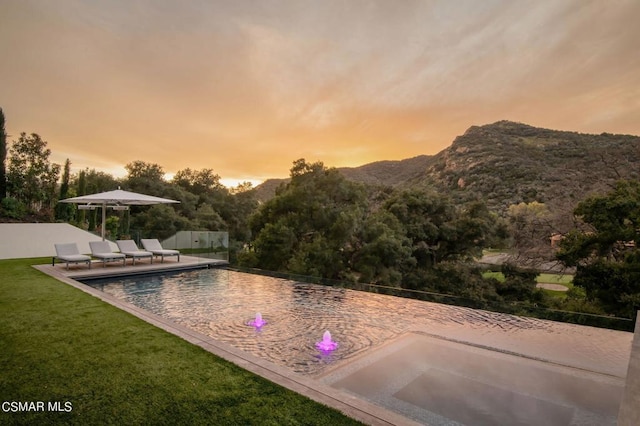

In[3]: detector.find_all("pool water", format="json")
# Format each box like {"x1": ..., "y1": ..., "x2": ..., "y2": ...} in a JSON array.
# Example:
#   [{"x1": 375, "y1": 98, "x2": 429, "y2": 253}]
[
  {"x1": 85, "y1": 268, "x2": 633, "y2": 425},
  {"x1": 85, "y1": 268, "x2": 631, "y2": 376}
]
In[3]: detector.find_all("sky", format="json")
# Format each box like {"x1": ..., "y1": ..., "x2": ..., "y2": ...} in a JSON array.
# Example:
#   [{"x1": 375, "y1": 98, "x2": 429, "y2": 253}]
[{"x1": 1, "y1": 0, "x2": 639, "y2": 187}]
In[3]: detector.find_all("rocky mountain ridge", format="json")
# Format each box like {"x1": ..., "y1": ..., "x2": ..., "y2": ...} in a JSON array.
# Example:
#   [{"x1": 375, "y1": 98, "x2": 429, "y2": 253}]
[{"x1": 254, "y1": 121, "x2": 640, "y2": 213}]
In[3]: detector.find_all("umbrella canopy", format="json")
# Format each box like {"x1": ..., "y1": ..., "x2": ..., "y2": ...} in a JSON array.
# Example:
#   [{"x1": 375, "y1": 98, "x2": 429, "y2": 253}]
[
  {"x1": 60, "y1": 189, "x2": 179, "y2": 206},
  {"x1": 60, "y1": 189, "x2": 179, "y2": 239}
]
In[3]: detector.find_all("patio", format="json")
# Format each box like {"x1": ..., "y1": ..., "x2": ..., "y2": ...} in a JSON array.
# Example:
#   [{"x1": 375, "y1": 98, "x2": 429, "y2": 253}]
[{"x1": 42, "y1": 254, "x2": 228, "y2": 280}]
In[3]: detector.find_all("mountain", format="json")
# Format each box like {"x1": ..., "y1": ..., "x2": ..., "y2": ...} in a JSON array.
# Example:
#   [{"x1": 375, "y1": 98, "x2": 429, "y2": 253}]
[
  {"x1": 253, "y1": 121, "x2": 640, "y2": 212},
  {"x1": 338, "y1": 155, "x2": 434, "y2": 186},
  {"x1": 252, "y1": 155, "x2": 434, "y2": 202},
  {"x1": 417, "y1": 121, "x2": 640, "y2": 212}
]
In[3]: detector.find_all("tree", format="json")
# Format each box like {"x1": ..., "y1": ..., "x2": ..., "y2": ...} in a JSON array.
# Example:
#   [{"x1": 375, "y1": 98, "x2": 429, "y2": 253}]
[
  {"x1": 230, "y1": 181, "x2": 254, "y2": 195},
  {"x1": 226, "y1": 183, "x2": 258, "y2": 242},
  {"x1": 130, "y1": 204, "x2": 192, "y2": 240},
  {"x1": 243, "y1": 159, "x2": 506, "y2": 291},
  {"x1": 160, "y1": 184, "x2": 199, "y2": 221},
  {"x1": 194, "y1": 203, "x2": 226, "y2": 230},
  {"x1": 75, "y1": 170, "x2": 87, "y2": 227},
  {"x1": 55, "y1": 159, "x2": 74, "y2": 221},
  {"x1": 6, "y1": 132, "x2": 60, "y2": 216},
  {"x1": 383, "y1": 189, "x2": 502, "y2": 268},
  {"x1": 384, "y1": 189, "x2": 452, "y2": 267},
  {"x1": 172, "y1": 168, "x2": 224, "y2": 199},
  {"x1": 348, "y1": 209, "x2": 413, "y2": 286},
  {"x1": 124, "y1": 161, "x2": 167, "y2": 195},
  {"x1": 245, "y1": 159, "x2": 367, "y2": 278},
  {"x1": 105, "y1": 215, "x2": 120, "y2": 239},
  {"x1": 75, "y1": 168, "x2": 119, "y2": 231},
  {"x1": 495, "y1": 263, "x2": 540, "y2": 302},
  {"x1": 77, "y1": 168, "x2": 119, "y2": 195},
  {"x1": 506, "y1": 201, "x2": 555, "y2": 264},
  {"x1": 557, "y1": 180, "x2": 640, "y2": 318},
  {"x1": 0, "y1": 108, "x2": 7, "y2": 201},
  {"x1": 172, "y1": 167, "x2": 233, "y2": 230}
]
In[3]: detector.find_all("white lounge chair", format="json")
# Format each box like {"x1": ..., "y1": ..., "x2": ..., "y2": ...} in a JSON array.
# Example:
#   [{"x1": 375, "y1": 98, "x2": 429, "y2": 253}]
[
  {"x1": 116, "y1": 240, "x2": 153, "y2": 265},
  {"x1": 141, "y1": 239, "x2": 180, "y2": 263},
  {"x1": 89, "y1": 241, "x2": 126, "y2": 267},
  {"x1": 53, "y1": 243, "x2": 91, "y2": 270}
]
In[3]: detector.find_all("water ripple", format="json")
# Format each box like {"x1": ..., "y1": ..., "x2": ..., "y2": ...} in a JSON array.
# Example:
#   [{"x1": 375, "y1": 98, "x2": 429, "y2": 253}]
[{"x1": 85, "y1": 268, "x2": 632, "y2": 376}]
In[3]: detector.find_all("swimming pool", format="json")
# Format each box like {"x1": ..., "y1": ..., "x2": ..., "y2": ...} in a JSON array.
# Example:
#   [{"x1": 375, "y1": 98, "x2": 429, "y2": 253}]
[
  {"x1": 84, "y1": 268, "x2": 631, "y2": 375},
  {"x1": 85, "y1": 268, "x2": 633, "y2": 426}
]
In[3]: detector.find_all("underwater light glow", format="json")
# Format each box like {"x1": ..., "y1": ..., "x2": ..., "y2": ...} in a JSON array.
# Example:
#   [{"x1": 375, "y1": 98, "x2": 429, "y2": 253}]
[
  {"x1": 316, "y1": 330, "x2": 338, "y2": 352},
  {"x1": 248, "y1": 312, "x2": 267, "y2": 328}
]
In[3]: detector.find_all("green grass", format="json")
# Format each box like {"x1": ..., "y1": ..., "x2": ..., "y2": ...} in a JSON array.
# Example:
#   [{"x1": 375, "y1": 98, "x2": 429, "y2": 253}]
[
  {"x1": 482, "y1": 271, "x2": 573, "y2": 300},
  {"x1": 482, "y1": 271, "x2": 506, "y2": 282},
  {"x1": 482, "y1": 271, "x2": 573, "y2": 286},
  {"x1": 537, "y1": 273, "x2": 573, "y2": 285},
  {"x1": 0, "y1": 258, "x2": 362, "y2": 426}
]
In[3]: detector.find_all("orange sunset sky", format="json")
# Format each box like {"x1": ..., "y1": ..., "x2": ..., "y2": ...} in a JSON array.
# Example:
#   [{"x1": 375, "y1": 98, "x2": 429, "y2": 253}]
[{"x1": 1, "y1": 1, "x2": 639, "y2": 187}]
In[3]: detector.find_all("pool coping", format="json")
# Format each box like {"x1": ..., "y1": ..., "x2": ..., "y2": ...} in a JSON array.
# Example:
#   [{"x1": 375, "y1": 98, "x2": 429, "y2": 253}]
[{"x1": 34, "y1": 262, "x2": 422, "y2": 426}]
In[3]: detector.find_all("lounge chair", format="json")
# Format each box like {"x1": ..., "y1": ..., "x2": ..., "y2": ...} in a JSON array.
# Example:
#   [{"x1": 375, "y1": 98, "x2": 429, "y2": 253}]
[
  {"x1": 89, "y1": 241, "x2": 126, "y2": 267},
  {"x1": 141, "y1": 239, "x2": 180, "y2": 263},
  {"x1": 53, "y1": 243, "x2": 91, "y2": 270},
  {"x1": 116, "y1": 240, "x2": 153, "y2": 265}
]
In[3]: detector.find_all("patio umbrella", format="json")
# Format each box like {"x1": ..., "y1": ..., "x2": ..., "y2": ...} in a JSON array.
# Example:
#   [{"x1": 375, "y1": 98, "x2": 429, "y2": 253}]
[{"x1": 60, "y1": 189, "x2": 180, "y2": 240}]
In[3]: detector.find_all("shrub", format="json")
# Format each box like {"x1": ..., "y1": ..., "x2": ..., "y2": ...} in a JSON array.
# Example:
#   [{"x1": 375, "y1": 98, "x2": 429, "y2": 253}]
[{"x1": 0, "y1": 197, "x2": 27, "y2": 219}]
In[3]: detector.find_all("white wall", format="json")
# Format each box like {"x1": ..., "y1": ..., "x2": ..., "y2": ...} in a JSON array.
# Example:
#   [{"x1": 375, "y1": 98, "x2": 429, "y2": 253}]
[{"x1": 0, "y1": 223, "x2": 115, "y2": 259}]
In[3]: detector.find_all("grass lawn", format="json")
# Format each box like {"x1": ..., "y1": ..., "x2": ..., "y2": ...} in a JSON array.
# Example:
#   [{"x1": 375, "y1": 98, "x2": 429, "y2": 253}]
[
  {"x1": 482, "y1": 271, "x2": 573, "y2": 300},
  {"x1": 0, "y1": 258, "x2": 362, "y2": 426},
  {"x1": 537, "y1": 273, "x2": 574, "y2": 285},
  {"x1": 482, "y1": 271, "x2": 573, "y2": 286}
]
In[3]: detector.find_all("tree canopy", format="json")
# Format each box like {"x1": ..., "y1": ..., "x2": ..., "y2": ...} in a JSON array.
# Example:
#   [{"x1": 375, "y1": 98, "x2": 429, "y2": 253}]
[
  {"x1": 6, "y1": 133, "x2": 60, "y2": 218},
  {"x1": 245, "y1": 159, "x2": 367, "y2": 278},
  {"x1": 557, "y1": 180, "x2": 640, "y2": 318},
  {"x1": 241, "y1": 159, "x2": 508, "y2": 295}
]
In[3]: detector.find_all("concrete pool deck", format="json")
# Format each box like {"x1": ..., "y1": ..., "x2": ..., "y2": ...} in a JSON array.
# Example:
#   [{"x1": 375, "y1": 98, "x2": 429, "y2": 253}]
[
  {"x1": 618, "y1": 313, "x2": 640, "y2": 426},
  {"x1": 319, "y1": 332, "x2": 626, "y2": 425},
  {"x1": 34, "y1": 260, "x2": 640, "y2": 426},
  {"x1": 43, "y1": 254, "x2": 228, "y2": 280}
]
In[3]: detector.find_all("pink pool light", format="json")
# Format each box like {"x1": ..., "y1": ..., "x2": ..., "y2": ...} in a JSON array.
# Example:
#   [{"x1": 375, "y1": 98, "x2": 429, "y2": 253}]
[
  {"x1": 316, "y1": 330, "x2": 338, "y2": 352},
  {"x1": 248, "y1": 312, "x2": 267, "y2": 328}
]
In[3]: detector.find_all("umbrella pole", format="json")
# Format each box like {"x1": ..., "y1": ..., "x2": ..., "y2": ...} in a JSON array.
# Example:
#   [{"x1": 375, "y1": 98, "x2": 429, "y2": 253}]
[{"x1": 101, "y1": 203, "x2": 106, "y2": 240}]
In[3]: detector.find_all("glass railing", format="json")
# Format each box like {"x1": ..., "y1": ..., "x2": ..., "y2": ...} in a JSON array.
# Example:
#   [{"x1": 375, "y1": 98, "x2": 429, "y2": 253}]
[
  {"x1": 113, "y1": 229, "x2": 230, "y2": 262},
  {"x1": 226, "y1": 266, "x2": 636, "y2": 332}
]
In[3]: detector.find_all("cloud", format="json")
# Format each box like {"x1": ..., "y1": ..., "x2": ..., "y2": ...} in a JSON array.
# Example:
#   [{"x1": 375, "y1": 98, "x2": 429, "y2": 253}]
[{"x1": 1, "y1": 0, "x2": 639, "y2": 184}]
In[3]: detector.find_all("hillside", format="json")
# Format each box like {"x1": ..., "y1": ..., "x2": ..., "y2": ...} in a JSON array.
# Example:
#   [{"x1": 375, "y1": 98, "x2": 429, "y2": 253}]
[
  {"x1": 419, "y1": 121, "x2": 640, "y2": 212},
  {"x1": 252, "y1": 155, "x2": 434, "y2": 202},
  {"x1": 253, "y1": 121, "x2": 640, "y2": 213},
  {"x1": 338, "y1": 155, "x2": 434, "y2": 186}
]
